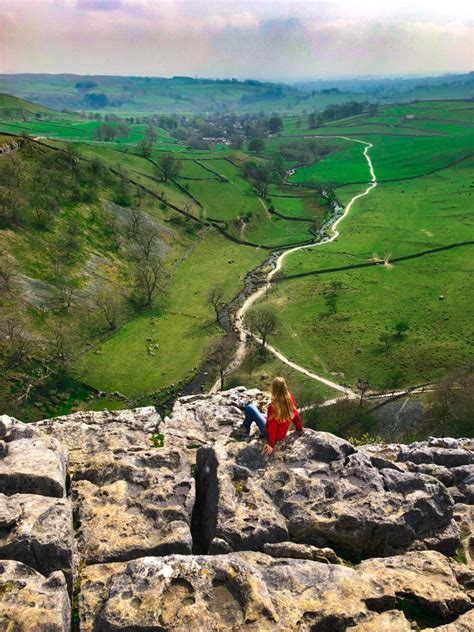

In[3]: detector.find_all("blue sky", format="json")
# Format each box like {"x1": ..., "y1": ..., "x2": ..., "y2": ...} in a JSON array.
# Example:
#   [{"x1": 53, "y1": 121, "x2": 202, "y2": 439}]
[{"x1": 0, "y1": 1, "x2": 472, "y2": 79}]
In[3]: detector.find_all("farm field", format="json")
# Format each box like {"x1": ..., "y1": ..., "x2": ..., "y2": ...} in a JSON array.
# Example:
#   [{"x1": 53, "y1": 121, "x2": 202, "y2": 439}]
[
  {"x1": 0, "y1": 117, "x2": 180, "y2": 149},
  {"x1": 247, "y1": 105, "x2": 473, "y2": 391},
  {"x1": 261, "y1": 246, "x2": 473, "y2": 390},
  {"x1": 1, "y1": 95, "x2": 473, "y2": 418},
  {"x1": 283, "y1": 157, "x2": 474, "y2": 272},
  {"x1": 1, "y1": 72, "x2": 473, "y2": 114},
  {"x1": 289, "y1": 121, "x2": 473, "y2": 186},
  {"x1": 75, "y1": 232, "x2": 265, "y2": 397}
]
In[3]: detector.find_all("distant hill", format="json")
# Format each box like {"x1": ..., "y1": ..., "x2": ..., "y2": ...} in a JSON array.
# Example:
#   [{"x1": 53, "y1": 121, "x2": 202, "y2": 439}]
[
  {"x1": 294, "y1": 71, "x2": 474, "y2": 93},
  {"x1": 0, "y1": 75, "x2": 301, "y2": 114},
  {"x1": 0, "y1": 93, "x2": 61, "y2": 120},
  {"x1": 0, "y1": 72, "x2": 471, "y2": 115}
]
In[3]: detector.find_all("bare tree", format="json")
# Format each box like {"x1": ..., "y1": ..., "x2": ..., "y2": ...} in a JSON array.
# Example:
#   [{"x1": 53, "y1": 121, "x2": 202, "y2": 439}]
[
  {"x1": 138, "y1": 138, "x2": 153, "y2": 158},
  {"x1": 0, "y1": 155, "x2": 22, "y2": 188},
  {"x1": 210, "y1": 335, "x2": 236, "y2": 390},
  {"x1": 0, "y1": 253, "x2": 17, "y2": 294},
  {"x1": 105, "y1": 213, "x2": 125, "y2": 251},
  {"x1": 0, "y1": 187, "x2": 23, "y2": 228},
  {"x1": 157, "y1": 154, "x2": 181, "y2": 182},
  {"x1": 118, "y1": 122, "x2": 129, "y2": 138},
  {"x1": 94, "y1": 288, "x2": 124, "y2": 330},
  {"x1": 49, "y1": 323, "x2": 76, "y2": 371},
  {"x1": 54, "y1": 276, "x2": 78, "y2": 311},
  {"x1": 127, "y1": 208, "x2": 144, "y2": 240},
  {"x1": 243, "y1": 342, "x2": 261, "y2": 379},
  {"x1": 207, "y1": 285, "x2": 225, "y2": 323},
  {"x1": 421, "y1": 366, "x2": 474, "y2": 438},
  {"x1": 134, "y1": 223, "x2": 160, "y2": 260},
  {"x1": 31, "y1": 193, "x2": 59, "y2": 229},
  {"x1": 134, "y1": 257, "x2": 161, "y2": 308},
  {"x1": 245, "y1": 305, "x2": 279, "y2": 350},
  {"x1": 145, "y1": 124, "x2": 158, "y2": 143},
  {"x1": 58, "y1": 219, "x2": 81, "y2": 259},
  {"x1": 1, "y1": 317, "x2": 32, "y2": 368},
  {"x1": 356, "y1": 377, "x2": 370, "y2": 409},
  {"x1": 320, "y1": 397, "x2": 360, "y2": 437}
]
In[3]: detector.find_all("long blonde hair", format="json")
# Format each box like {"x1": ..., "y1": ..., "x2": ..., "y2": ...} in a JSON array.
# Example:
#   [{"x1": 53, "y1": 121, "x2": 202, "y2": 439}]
[{"x1": 271, "y1": 377, "x2": 294, "y2": 422}]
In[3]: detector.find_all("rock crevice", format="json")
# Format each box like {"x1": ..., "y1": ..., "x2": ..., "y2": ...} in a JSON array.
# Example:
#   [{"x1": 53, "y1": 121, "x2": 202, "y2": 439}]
[{"x1": 0, "y1": 388, "x2": 472, "y2": 631}]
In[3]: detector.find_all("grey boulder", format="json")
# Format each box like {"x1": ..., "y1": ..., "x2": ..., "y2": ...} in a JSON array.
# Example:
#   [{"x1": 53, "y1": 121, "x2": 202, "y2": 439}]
[
  {"x1": 79, "y1": 550, "x2": 472, "y2": 632},
  {"x1": 72, "y1": 447, "x2": 194, "y2": 564},
  {"x1": 0, "y1": 416, "x2": 67, "y2": 498},
  {"x1": 0, "y1": 494, "x2": 73, "y2": 584},
  {"x1": 0, "y1": 559, "x2": 70, "y2": 632},
  {"x1": 195, "y1": 431, "x2": 459, "y2": 558}
]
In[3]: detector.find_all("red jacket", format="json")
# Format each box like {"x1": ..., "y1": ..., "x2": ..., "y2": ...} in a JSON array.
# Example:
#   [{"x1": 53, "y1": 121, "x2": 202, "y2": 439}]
[{"x1": 266, "y1": 394, "x2": 303, "y2": 448}]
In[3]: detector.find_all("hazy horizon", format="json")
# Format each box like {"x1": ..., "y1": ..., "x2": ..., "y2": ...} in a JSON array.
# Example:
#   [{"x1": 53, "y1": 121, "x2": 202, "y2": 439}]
[
  {"x1": 0, "y1": 70, "x2": 472, "y2": 84},
  {"x1": 0, "y1": 1, "x2": 472, "y2": 80}
]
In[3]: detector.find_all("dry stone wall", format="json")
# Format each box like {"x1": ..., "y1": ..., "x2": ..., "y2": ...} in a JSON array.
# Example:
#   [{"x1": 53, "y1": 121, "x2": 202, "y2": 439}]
[{"x1": 0, "y1": 387, "x2": 472, "y2": 631}]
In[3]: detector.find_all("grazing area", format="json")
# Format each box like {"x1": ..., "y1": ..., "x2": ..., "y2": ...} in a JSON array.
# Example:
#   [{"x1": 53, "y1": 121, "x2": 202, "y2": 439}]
[
  {"x1": 248, "y1": 105, "x2": 473, "y2": 394},
  {"x1": 0, "y1": 92, "x2": 472, "y2": 433},
  {"x1": 1, "y1": 72, "x2": 473, "y2": 113}
]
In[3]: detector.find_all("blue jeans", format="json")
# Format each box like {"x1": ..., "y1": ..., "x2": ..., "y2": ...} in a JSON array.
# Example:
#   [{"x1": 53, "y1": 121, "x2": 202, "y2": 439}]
[{"x1": 243, "y1": 404, "x2": 268, "y2": 438}]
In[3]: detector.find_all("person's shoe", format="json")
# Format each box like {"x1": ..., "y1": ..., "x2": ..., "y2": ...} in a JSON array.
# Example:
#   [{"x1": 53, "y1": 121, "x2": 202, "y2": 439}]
[{"x1": 232, "y1": 425, "x2": 250, "y2": 439}]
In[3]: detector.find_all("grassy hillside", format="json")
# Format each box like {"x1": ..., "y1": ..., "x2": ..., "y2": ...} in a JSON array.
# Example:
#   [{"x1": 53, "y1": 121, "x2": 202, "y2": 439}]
[
  {"x1": 1, "y1": 72, "x2": 472, "y2": 114},
  {"x1": 0, "y1": 140, "x2": 202, "y2": 418},
  {"x1": 0, "y1": 119, "x2": 339, "y2": 419},
  {"x1": 0, "y1": 93, "x2": 59, "y2": 119},
  {"x1": 245, "y1": 103, "x2": 473, "y2": 390},
  {"x1": 0, "y1": 97, "x2": 472, "y2": 425}
]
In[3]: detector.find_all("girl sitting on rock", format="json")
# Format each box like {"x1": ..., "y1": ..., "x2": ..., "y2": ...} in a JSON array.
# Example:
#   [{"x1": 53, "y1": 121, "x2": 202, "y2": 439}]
[{"x1": 239, "y1": 376, "x2": 304, "y2": 455}]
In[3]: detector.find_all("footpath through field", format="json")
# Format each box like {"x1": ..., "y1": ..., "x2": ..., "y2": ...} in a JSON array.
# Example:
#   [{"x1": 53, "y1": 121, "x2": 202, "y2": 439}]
[{"x1": 210, "y1": 136, "x2": 378, "y2": 398}]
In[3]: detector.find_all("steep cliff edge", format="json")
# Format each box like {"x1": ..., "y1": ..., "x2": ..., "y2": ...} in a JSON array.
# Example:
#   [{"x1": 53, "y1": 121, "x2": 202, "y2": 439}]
[{"x1": 0, "y1": 387, "x2": 472, "y2": 631}]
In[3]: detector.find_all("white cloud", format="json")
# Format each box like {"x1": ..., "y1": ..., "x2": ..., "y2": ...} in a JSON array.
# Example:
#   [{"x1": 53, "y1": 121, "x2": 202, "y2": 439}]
[{"x1": 0, "y1": 0, "x2": 472, "y2": 77}]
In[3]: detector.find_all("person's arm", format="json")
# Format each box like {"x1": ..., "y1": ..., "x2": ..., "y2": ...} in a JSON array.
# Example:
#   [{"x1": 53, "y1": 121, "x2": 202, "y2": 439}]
[
  {"x1": 292, "y1": 410, "x2": 304, "y2": 431},
  {"x1": 291, "y1": 394, "x2": 304, "y2": 432},
  {"x1": 263, "y1": 405, "x2": 275, "y2": 455}
]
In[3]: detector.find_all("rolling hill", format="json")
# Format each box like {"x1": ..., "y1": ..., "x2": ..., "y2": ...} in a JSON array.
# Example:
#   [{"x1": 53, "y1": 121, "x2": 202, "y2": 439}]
[{"x1": 0, "y1": 72, "x2": 472, "y2": 114}]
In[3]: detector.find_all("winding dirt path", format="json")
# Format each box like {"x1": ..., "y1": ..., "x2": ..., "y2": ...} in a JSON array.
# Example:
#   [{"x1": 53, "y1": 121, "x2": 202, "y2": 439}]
[{"x1": 210, "y1": 137, "x2": 377, "y2": 397}]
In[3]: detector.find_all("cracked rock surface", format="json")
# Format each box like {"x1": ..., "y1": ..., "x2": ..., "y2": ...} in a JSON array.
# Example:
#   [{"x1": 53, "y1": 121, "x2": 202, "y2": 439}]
[
  {"x1": 72, "y1": 447, "x2": 194, "y2": 563},
  {"x1": 195, "y1": 432, "x2": 460, "y2": 558},
  {"x1": 79, "y1": 550, "x2": 472, "y2": 632},
  {"x1": 0, "y1": 493, "x2": 73, "y2": 582},
  {"x1": 0, "y1": 559, "x2": 70, "y2": 631},
  {"x1": 0, "y1": 388, "x2": 472, "y2": 631},
  {"x1": 0, "y1": 415, "x2": 68, "y2": 498}
]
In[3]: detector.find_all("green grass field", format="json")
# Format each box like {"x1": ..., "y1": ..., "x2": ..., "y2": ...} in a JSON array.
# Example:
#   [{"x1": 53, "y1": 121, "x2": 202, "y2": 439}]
[
  {"x1": 2, "y1": 73, "x2": 473, "y2": 114},
  {"x1": 261, "y1": 246, "x2": 473, "y2": 390},
  {"x1": 0, "y1": 117, "x2": 180, "y2": 149},
  {"x1": 75, "y1": 232, "x2": 265, "y2": 396},
  {"x1": 1, "y1": 96, "x2": 472, "y2": 409},
  {"x1": 249, "y1": 112, "x2": 474, "y2": 390}
]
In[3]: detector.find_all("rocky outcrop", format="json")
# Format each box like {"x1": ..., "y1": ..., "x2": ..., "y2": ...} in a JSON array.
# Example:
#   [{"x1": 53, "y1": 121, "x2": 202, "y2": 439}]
[
  {"x1": 0, "y1": 416, "x2": 74, "y2": 597},
  {"x1": 36, "y1": 406, "x2": 158, "y2": 474},
  {"x1": 195, "y1": 432, "x2": 459, "y2": 558},
  {"x1": 0, "y1": 560, "x2": 70, "y2": 632},
  {"x1": 0, "y1": 388, "x2": 472, "y2": 630},
  {"x1": 0, "y1": 415, "x2": 67, "y2": 497},
  {"x1": 0, "y1": 494, "x2": 73, "y2": 582},
  {"x1": 72, "y1": 447, "x2": 194, "y2": 564},
  {"x1": 0, "y1": 140, "x2": 21, "y2": 155},
  {"x1": 79, "y1": 550, "x2": 472, "y2": 631},
  {"x1": 158, "y1": 387, "x2": 268, "y2": 455}
]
